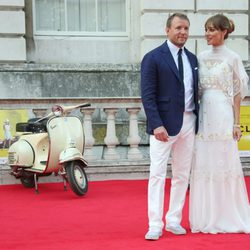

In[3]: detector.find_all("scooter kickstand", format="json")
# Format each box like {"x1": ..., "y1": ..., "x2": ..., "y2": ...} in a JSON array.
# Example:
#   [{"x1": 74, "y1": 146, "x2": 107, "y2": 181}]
[
  {"x1": 63, "y1": 177, "x2": 67, "y2": 191},
  {"x1": 34, "y1": 173, "x2": 39, "y2": 194}
]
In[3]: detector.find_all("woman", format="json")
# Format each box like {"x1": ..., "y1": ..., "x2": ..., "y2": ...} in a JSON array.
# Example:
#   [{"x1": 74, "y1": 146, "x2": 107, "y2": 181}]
[
  {"x1": 189, "y1": 14, "x2": 250, "y2": 233},
  {"x1": 3, "y1": 119, "x2": 12, "y2": 148}
]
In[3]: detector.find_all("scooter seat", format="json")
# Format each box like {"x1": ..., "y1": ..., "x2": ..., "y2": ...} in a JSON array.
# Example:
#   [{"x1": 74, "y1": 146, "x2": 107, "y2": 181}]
[
  {"x1": 27, "y1": 122, "x2": 47, "y2": 133},
  {"x1": 16, "y1": 122, "x2": 47, "y2": 133},
  {"x1": 16, "y1": 122, "x2": 30, "y2": 132}
]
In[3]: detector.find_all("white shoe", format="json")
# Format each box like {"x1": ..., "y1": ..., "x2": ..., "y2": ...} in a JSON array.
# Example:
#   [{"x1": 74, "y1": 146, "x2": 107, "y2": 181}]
[
  {"x1": 165, "y1": 224, "x2": 187, "y2": 235},
  {"x1": 145, "y1": 230, "x2": 162, "y2": 240}
]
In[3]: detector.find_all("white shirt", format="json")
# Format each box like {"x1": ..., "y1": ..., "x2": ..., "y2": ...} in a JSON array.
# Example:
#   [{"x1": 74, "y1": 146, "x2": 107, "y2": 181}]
[{"x1": 167, "y1": 40, "x2": 195, "y2": 112}]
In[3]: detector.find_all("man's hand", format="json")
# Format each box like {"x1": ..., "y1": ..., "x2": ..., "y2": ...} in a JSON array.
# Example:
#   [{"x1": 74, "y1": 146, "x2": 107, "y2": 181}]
[{"x1": 153, "y1": 126, "x2": 169, "y2": 142}]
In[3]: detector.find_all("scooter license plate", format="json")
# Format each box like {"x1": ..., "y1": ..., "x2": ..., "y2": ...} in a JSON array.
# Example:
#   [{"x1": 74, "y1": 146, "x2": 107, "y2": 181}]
[{"x1": 8, "y1": 152, "x2": 16, "y2": 164}]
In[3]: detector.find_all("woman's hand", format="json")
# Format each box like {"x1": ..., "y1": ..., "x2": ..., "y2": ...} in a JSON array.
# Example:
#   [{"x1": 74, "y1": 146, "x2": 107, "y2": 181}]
[{"x1": 233, "y1": 126, "x2": 242, "y2": 141}]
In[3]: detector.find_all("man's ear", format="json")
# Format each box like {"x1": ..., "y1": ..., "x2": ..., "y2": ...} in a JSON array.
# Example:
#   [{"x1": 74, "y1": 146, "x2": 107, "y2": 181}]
[{"x1": 165, "y1": 27, "x2": 169, "y2": 35}]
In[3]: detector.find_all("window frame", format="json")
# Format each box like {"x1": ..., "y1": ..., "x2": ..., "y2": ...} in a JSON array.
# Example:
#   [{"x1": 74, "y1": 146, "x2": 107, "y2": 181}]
[{"x1": 32, "y1": 0, "x2": 130, "y2": 37}]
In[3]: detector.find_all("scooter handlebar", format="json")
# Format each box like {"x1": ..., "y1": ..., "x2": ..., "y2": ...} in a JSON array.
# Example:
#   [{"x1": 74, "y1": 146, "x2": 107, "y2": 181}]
[
  {"x1": 61, "y1": 103, "x2": 91, "y2": 113},
  {"x1": 35, "y1": 103, "x2": 91, "y2": 123}
]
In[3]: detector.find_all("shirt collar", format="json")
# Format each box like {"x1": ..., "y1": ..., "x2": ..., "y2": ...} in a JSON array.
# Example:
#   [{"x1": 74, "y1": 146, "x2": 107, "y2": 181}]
[{"x1": 167, "y1": 40, "x2": 184, "y2": 56}]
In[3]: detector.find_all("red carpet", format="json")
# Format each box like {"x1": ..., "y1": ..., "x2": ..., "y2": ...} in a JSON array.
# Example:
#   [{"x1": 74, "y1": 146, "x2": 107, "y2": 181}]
[{"x1": 0, "y1": 178, "x2": 250, "y2": 250}]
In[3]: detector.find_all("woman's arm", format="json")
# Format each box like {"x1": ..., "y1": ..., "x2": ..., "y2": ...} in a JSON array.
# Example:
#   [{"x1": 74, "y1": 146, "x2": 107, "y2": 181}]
[{"x1": 233, "y1": 93, "x2": 242, "y2": 141}]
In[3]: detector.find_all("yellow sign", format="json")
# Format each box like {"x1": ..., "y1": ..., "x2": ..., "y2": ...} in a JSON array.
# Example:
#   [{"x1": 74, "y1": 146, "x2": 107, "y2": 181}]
[
  {"x1": 0, "y1": 109, "x2": 29, "y2": 160},
  {"x1": 238, "y1": 106, "x2": 250, "y2": 156}
]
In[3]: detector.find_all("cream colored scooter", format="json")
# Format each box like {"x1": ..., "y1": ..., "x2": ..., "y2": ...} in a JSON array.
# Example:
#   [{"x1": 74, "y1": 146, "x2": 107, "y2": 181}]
[{"x1": 8, "y1": 103, "x2": 90, "y2": 196}]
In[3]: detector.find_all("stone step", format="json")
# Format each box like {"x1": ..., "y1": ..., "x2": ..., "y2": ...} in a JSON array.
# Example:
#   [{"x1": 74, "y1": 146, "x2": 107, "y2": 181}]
[{"x1": 1, "y1": 159, "x2": 250, "y2": 185}]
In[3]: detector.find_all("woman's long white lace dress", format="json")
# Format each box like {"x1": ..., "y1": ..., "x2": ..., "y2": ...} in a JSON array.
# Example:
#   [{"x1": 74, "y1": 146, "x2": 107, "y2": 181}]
[{"x1": 189, "y1": 45, "x2": 250, "y2": 233}]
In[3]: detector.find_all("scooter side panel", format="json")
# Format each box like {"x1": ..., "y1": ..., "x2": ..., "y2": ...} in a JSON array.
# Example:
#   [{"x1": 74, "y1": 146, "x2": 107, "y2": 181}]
[
  {"x1": 45, "y1": 116, "x2": 84, "y2": 173},
  {"x1": 8, "y1": 133, "x2": 49, "y2": 172},
  {"x1": 8, "y1": 139, "x2": 34, "y2": 167}
]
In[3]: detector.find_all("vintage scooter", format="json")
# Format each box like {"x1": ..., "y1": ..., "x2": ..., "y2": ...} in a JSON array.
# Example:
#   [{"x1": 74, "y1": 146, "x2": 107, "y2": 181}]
[{"x1": 8, "y1": 103, "x2": 90, "y2": 196}]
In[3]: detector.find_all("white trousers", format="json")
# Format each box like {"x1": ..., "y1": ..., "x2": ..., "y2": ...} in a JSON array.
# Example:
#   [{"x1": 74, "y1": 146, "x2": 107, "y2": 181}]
[{"x1": 148, "y1": 112, "x2": 196, "y2": 230}]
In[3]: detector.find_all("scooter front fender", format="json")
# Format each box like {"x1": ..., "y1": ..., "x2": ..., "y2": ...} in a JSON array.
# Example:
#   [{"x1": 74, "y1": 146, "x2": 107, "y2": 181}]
[{"x1": 59, "y1": 148, "x2": 88, "y2": 166}]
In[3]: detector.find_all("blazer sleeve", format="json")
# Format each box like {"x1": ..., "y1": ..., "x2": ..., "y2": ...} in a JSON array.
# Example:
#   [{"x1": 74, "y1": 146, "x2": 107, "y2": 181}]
[{"x1": 141, "y1": 52, "x2": 163, "y2": 132}]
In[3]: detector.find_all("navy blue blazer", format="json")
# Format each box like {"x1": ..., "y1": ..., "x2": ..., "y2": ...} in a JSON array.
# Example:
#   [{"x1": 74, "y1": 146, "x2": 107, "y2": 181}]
[{"x1": 141, "y1": 41, "x2": 199, "y2": 136}]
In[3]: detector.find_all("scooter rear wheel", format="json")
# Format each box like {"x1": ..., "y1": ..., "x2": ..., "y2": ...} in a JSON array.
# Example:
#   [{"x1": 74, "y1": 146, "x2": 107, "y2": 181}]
[{"x1": 66, "y1": 161, "x2": 88, "y2": 196}]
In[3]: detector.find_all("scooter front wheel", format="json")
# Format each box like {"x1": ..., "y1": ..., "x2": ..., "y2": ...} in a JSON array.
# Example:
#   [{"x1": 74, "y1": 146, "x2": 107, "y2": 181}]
[{"x1": 66, "y1": 161, "x2": 88, "y2": 196}]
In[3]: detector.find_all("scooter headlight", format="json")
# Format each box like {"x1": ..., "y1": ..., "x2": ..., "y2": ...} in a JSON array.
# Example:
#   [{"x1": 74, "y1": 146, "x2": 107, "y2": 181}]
[{"x1": 52, "y1": 105, "x2": 63, "y2": 116}]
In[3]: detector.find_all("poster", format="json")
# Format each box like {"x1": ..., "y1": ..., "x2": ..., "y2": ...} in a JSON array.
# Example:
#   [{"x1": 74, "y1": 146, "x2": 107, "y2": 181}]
[
  {"x1": 0, "y1": 109, "x2": 29, "y2": 163},
  {"x1": 238, "y1": 106, "x2": 250, "y2": 157}
]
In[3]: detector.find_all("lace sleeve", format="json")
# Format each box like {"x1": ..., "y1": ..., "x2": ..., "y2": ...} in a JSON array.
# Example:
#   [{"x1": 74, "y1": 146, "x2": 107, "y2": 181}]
[{"x1": 233, "y1": 55, "x2": 249, "y2": 99}]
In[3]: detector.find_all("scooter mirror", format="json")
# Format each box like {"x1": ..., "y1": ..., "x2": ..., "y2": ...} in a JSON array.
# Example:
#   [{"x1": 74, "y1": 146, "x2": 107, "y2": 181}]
[{"x1": 52, "y1": 105, "x2": 63, "y2": 116}]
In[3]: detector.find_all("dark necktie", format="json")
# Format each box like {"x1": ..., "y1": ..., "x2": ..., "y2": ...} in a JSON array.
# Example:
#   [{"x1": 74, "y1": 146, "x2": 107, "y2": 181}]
[{"x1": 178, "y1": 48, "x2": 183, "y2": 82}]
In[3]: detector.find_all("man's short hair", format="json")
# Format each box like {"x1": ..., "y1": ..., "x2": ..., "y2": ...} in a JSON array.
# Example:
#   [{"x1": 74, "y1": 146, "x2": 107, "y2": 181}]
[{"x1": 166, "y1": 13, "x2": 190, "y2": 28}]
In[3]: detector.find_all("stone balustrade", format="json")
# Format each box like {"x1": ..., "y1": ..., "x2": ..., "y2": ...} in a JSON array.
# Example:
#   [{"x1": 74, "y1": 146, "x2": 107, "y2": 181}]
[
  {"x1": 80, "y1": 104, "x2": 145, "y2": 163},
  {"x1": 0, "y1": 97, "x2": 250, "y2": 184},
  {"x1": 0, "y1": 97, "x2": 149, "y2": 164}
]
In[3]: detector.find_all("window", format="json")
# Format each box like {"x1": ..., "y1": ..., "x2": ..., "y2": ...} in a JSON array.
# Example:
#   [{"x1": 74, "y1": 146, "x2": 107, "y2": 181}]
[{"x1": 33, "y1": 0, "x2": 129, "y2": 36}]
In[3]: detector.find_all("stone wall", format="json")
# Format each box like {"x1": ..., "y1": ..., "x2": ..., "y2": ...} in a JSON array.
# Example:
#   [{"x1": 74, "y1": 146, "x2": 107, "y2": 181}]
[
  {"x1": 141, "y1": 0, "x2": 249, "y2": 61},
  {"x1": 0, "y1": 0, "x2": 26, "y2": 61},
  {"x1": 0, "y1": 0, "x2": 248, "y2": 64},
  {"x1": 0, "y1": 1, "x2": 248, "y2": 97},
  {"x1": 0, "y1": 64, "x2": 140, "y2": 98}
]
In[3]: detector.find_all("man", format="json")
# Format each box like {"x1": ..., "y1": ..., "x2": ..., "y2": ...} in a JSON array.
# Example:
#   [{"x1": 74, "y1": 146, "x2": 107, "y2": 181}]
[{"x1": 141, "y1": 13, "x2": 199, "y2": 240}]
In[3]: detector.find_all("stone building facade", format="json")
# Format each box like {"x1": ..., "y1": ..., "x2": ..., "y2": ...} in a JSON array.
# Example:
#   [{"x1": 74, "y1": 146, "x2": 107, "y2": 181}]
[
  {"x1": 0, "y1": 0, "x2": 249, "y2": 182},
  {"x1": 0, "y1": 0, "x2": 249, "y2": 99}
]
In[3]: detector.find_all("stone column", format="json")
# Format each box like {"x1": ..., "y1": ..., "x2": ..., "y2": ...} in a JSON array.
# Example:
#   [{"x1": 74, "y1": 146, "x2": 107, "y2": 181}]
[
  {"x1": 126, "y1": 107, "x2": 143, "y2": 160},
  {"x1": 80, "y1": 107, "x2": 96, "y2": 161},
  {"x1": 103, "y1": 108, "x2": 120, "y2": 160}
]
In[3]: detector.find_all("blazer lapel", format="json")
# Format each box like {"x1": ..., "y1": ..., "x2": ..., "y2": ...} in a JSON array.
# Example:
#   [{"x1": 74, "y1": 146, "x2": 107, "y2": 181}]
[{"x1": 161, "y1": 42, "x2": 182, "y2": 83}]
